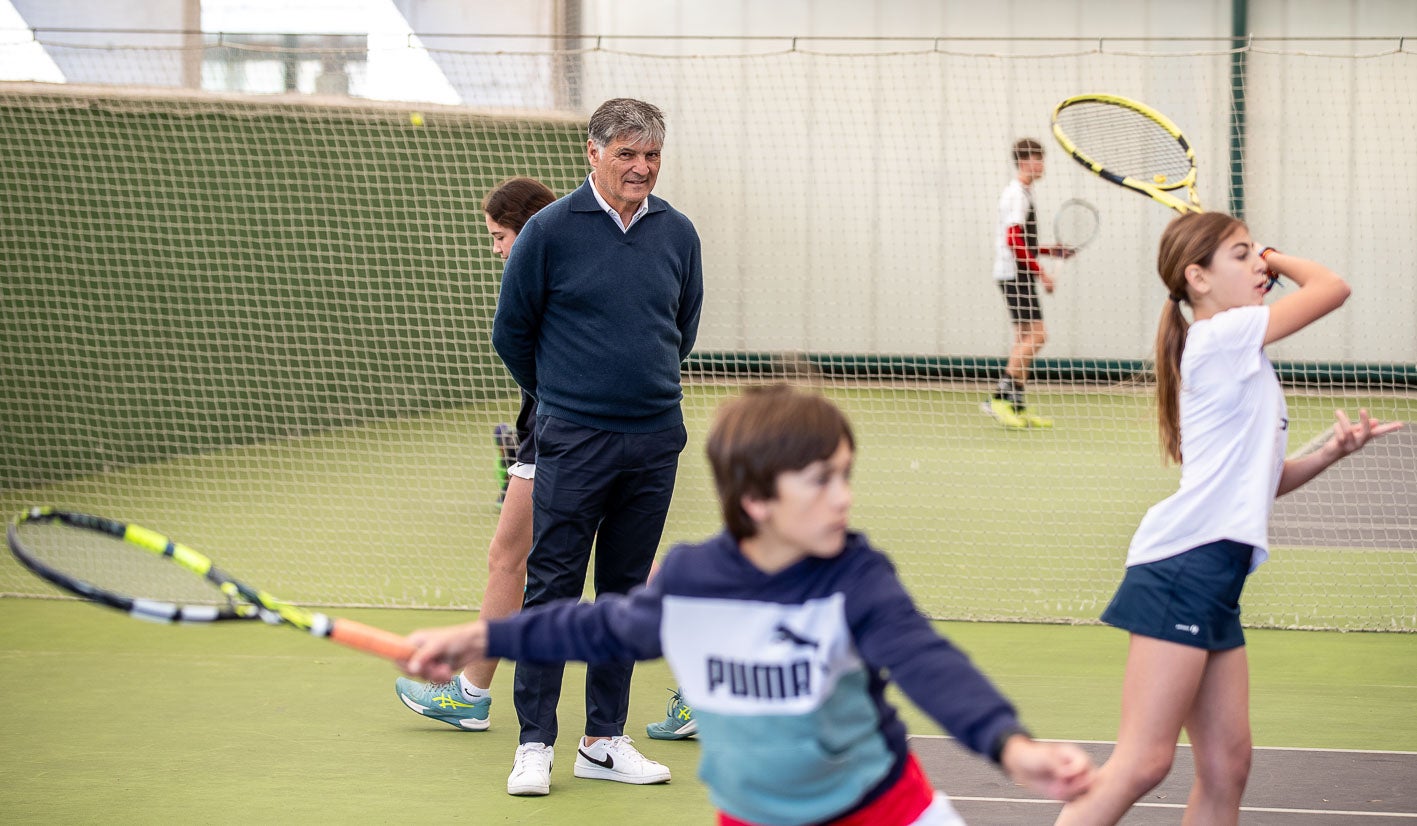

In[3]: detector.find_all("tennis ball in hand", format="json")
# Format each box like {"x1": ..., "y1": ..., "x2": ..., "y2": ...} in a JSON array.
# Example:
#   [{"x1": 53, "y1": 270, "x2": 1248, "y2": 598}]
[{"x1": 410, "y1": 112, "x2": 425, "y2": 127}]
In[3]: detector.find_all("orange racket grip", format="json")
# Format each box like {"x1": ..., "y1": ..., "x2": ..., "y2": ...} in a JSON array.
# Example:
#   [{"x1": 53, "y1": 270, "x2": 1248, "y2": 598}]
[{"x1": 328, "y1": 617, "x2": 417, "y2": 662}]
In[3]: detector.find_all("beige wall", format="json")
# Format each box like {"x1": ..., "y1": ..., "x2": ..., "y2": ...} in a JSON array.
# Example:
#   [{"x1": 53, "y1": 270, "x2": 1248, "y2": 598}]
[{"x1": 9, "y1": 0, "x2": 1415, "y2": 363}]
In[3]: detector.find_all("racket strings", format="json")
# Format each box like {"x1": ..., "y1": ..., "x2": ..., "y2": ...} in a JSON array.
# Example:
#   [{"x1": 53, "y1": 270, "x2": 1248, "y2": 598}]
[
  {"x1": 13, "y1": 520, "x2": 231, "y2": 607},
  {"x1": 1057, "y1": 103, "x2": 1191, "y2": 182},
  {"x1": 1054, "y1": 203, "x2": 1099, "y2": 249}
]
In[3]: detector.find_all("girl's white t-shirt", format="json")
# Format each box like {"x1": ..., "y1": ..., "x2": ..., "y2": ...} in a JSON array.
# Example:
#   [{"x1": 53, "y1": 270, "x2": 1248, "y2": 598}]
[{"x1": 1127, "y1": 305, "x2": 1288, "y2": 572}]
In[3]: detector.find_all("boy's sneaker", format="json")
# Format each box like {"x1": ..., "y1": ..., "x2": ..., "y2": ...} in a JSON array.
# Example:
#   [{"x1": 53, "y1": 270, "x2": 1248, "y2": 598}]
[
  {"x1": 1023, "y1": 411, "x2": 1054, "y2": 429},
  {"x1": 573, "y1": 736, "x2": 671, "y2": 785},
  {"x1": 395, "y1": 677, "x2": 491, "y2": 731},
  {"x1": 507, "y1": 742, "x2": 554, "y2": 796},
  {"x1": 645, "y1": 688, "x2": 697, "y2": 740},
  {"x1": 982, "y1": 398, "x2": 1028, "y2": 430}
]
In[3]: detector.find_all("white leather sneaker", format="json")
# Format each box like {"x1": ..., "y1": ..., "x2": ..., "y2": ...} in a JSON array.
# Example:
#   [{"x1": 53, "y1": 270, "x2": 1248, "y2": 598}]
[
  {"x1": 572, "y1": 736, "x2": 671, "y2": 785},
  {"x1": 507, "y1": 742, "x2": 554, "y2": 796}
]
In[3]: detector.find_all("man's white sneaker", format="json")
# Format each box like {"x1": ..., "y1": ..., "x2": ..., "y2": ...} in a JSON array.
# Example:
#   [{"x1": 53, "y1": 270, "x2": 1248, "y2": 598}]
[
  {"x1": 507, "y1": 742, "x2": 554, "y2": 796},
  {"x1": 572, "y1": 735, "x2": 671, "y2": 785}
]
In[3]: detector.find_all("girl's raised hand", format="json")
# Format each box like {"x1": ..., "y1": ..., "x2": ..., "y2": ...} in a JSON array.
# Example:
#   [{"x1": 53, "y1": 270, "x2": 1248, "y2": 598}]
[{"x1": 1330, "y1": 408, "x2": 1405, "y2": 458}]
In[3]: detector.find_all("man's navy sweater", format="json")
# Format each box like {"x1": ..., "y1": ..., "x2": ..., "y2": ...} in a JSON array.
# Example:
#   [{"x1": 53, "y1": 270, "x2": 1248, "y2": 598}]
[{"x1": 491, "y1": 178, "x2": 703, "y2": 433}]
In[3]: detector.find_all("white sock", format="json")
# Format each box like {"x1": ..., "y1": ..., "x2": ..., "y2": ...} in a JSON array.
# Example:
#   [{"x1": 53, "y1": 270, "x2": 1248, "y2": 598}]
[{"x1": 457, "y1": 675, "x2": 490, "y2": 701}]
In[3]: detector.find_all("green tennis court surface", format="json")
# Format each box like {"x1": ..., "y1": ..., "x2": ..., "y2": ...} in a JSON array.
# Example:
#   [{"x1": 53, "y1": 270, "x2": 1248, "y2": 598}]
[
  {"x1": 1, "y1": 600, "x2": 1412, "y2": 823},
  {"x1": 1, "y1": 385, "x2": 1412, "y2": 822},
  {"x1": 3, "y1": 384, "x2": 1412, "y2": 629}
]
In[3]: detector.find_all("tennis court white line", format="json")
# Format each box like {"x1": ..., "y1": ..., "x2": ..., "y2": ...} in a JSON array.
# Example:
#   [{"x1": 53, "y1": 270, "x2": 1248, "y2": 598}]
[
  {"x1": 907, "y1": 734, "x2": 1417, "y2": 755},
  {"x1": 1241, "y1": 744, "x2": 1417, "y2": 755},
  {"x1": 949, "y1": 797, "x2": 1417, "y2": 818}
]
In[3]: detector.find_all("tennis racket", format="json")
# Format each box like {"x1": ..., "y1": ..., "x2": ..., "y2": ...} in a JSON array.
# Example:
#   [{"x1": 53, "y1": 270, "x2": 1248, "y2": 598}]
[
  {"x1": 7, "y1": 507, "x2": 415, "y2": 662},
  {"x1": 1053, "y1": 198, "x2": 1100, "y2": 254},
  {"x1": 1051, "y1": 93, "x2": 1202, "y2": 215},
  {"x1": 1050, "y1": 93, "x2": 1280, "y2": 292}
]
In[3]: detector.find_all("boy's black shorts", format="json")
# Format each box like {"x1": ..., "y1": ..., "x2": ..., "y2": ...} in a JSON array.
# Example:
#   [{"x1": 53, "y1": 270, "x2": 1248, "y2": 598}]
[{"x1": 999, "y1": 277, "x2": 1043, "y2": 323}]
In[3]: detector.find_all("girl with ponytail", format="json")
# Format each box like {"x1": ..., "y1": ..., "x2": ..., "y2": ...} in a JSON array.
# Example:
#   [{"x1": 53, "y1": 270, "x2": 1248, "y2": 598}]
[{"x1": 1056, "y1": 212, "x2": 1403, "y2": 826}]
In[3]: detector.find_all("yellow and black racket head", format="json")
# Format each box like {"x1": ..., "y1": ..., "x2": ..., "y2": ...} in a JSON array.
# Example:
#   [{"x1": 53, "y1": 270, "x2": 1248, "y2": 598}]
[
  {"x1": 8, "y1": 507, "x2": 416, "y2": 661},
  {"x1": 7, "y1": 507, "x2": 253, "y2": 622},
  {"x1": 1052, "y1": 94, "x2": 1201, "y2": 214}
]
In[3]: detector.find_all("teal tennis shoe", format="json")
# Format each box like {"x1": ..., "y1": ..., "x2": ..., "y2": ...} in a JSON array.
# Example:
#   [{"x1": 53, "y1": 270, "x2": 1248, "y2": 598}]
[
  {"x1": 645, "y1": 688, "x2": 697, "y2": 740},
  {"x1": 395, "y1": 677, "x2": 491, "y2": 730}
]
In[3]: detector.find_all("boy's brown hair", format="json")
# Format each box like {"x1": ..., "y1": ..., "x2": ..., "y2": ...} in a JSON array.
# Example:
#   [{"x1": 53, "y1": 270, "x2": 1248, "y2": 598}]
[
  {"x1": 1012, "y1": 137, "x2": 1044, "y2": 164},
  {"x1": 707, "y1": 384, "x2": 855, "y2": 539}
]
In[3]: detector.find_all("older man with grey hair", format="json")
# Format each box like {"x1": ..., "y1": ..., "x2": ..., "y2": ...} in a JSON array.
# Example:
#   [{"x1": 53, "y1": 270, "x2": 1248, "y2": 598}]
[{"x1": 491, "y1": 97, "x2": 704, "y2": 797}]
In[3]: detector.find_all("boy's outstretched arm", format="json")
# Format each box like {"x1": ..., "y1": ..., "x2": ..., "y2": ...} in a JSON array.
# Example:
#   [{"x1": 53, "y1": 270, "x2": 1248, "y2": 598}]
[
  {"x1": 1000, "y1": 735, "x2": 1095, "y2": 802},
  {"x1": 398, "y1": 586, "x2": 667, "y2": 683},
  {"x1": 399, "y1": 620, "x2": 489, "y2": 683}
]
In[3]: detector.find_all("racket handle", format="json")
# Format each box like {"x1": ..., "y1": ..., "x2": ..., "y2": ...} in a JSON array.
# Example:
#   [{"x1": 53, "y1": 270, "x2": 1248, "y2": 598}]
[{"x1": 327, "y1": 617, "x2": 417, "y2": 661}]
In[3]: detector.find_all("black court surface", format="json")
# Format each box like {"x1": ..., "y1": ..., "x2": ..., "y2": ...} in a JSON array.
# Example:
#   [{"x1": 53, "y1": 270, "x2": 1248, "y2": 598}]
[
  {"x1": 1272, "y1": 427, "x2": 1417, "y2": 551},
  {"x1": 911, "y1": 735, "x2": 1417, "y2": 824}
]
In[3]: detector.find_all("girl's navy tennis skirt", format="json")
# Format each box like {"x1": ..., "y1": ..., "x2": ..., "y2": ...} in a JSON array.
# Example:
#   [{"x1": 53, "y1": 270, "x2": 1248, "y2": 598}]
[{"x1": 1101, "y1": 539, "x2": 1254, "y2": 650}]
